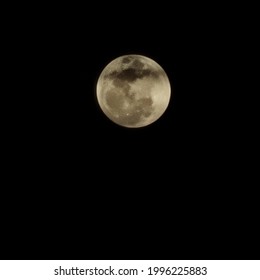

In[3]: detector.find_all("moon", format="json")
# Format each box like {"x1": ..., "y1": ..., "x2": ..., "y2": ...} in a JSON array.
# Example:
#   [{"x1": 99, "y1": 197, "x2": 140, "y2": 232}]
[{"x1": 96, "y1": 54, "x2": 171, "y2": 128}]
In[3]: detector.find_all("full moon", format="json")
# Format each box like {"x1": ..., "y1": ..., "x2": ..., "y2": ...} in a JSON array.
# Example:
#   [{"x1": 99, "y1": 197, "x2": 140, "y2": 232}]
[{"x1": 96, "y1": 54, "x2": 171, "y2": 128}]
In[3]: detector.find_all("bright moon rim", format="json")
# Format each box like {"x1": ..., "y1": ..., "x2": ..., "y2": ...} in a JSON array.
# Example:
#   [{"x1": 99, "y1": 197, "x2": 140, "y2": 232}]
[{"x1": 96, "y1": 54, "x2": 171, "y2": 128}]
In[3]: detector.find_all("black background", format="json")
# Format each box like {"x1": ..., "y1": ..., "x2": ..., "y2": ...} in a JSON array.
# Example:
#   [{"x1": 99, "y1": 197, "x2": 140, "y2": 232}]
[{"x1": 2, "y1": 2, "x2": 258, "y2": 260}]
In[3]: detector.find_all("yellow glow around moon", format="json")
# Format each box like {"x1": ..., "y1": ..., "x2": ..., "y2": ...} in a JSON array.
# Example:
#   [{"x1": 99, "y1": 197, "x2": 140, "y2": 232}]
[{"x1": 96, "y1": 54, "x2": 171, "y2": 128}]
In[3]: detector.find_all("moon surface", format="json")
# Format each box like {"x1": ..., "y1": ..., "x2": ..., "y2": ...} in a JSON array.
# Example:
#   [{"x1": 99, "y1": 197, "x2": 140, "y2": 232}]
[{"x1": 96, "y1": 54, "x2": 171, "y2": 128}]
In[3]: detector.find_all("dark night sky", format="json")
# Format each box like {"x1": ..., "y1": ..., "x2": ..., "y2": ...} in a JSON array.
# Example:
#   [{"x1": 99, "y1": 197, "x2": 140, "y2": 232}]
[{"x1": 2, "y1": 3, "x2": 258, "y2": 260}]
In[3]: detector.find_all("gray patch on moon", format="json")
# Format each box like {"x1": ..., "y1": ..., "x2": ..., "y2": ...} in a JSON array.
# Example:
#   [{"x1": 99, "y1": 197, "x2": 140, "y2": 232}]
[
  {"x1": 105, "y1": 89, "x2": 125, "y2": 113},
  {"x1": 122, "y1": 57, "x2": 132, "y2": 64},
  {"x1": 105, "y1": 57, "x2": 159, "y2": 83},
  {"x1": 132, "y1": 59, "x2": 144, "y2": 70},
  {"x1": 112, "y1": 78, "x2": 131, "y2": 93},
  {"x1": 125, "y1": 90, "x2": 136, "y2": 100},
  {"x1": 108, "y1": 67, "x2": 159, "y2": 83}
]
